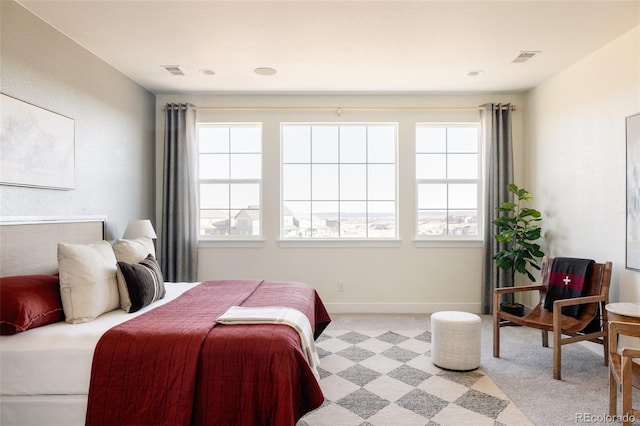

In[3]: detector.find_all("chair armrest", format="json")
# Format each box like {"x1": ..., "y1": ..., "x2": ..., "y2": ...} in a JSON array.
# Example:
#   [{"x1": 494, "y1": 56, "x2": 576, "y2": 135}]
[
  {"x1": 494, "y1": 284, "x2": 544, "y2": 295},
  {"x1": 552, "y1": 295, "x2": 608, "y2": 334},
  {"x1": 552, "y1": 294, "x2": 606, "y2": 308},
  {"x1": 621, "y1": 347, "x2": 640, "y2": 358},
  {"x1": 610, "y1": 321, "x2": 640, "y2": 339},
  {"x1": 609, "y1": 321, "x2": 640, "y2": 353}
]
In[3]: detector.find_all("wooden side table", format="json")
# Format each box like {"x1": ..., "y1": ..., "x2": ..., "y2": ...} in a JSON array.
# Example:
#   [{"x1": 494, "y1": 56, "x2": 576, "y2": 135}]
[
  {"x1": 606, "y1": 303, "x2": 640, "y2": 323},
  {"x1": 605, "y1": 303, "x2": 640, "y2": 358},
  {"x1": 605, "y1": 302, "x2": 640, "y2": 424}
]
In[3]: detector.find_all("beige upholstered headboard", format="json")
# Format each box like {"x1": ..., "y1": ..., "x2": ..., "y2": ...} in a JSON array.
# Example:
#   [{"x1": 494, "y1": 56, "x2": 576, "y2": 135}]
[{"x1": 0, "y1": 217, "x2": 106, "y2": 276}]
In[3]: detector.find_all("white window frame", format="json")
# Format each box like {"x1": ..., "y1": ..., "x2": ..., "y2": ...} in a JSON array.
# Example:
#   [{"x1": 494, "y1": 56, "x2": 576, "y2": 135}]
[
  {"x1": 415, "y1": 122, "x2": 483, "y2": 244},
  {"x1": 280, "y1": 122, "x2": 399, "y2": 244},
  {"x1": 196, "y1": 122, "x2": 263, "y2": 243}
]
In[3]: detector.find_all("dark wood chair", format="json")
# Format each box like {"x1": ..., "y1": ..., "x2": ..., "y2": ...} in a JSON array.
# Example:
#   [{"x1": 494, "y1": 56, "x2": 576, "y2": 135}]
[
  {"x1": 493, "y1": 256, "x2": 613, "y2": 380},
  {"x1": 609, "y1": 321, "x2": 640, "y2": 426}
]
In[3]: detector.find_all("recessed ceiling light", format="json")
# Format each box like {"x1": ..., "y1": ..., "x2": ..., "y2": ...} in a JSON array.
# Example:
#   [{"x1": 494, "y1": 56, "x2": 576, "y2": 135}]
[
  {"x1": 467, "y1": 70, "x2": 484, "y2": 77},
  {"x1": 199, "y1": 69, "x2": 216, "y2": 76},
  {"x1": 254, "y1": 67, "x2": 277, "y2": 76}
]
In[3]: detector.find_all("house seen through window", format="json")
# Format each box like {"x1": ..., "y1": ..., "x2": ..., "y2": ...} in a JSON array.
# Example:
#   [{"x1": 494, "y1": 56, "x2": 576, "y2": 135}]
[
  {"x1": 281, "y1": 123, "x2": 398, "y2": 239},
  {"x1": 197, "y1": 123, "x2": 262, "y2": 238}
]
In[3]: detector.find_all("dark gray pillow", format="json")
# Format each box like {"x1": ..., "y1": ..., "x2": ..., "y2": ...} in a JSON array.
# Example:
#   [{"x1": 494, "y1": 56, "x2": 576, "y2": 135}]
[{"x1": 116, "y1": 254, "x2": 165, "y2": 313}]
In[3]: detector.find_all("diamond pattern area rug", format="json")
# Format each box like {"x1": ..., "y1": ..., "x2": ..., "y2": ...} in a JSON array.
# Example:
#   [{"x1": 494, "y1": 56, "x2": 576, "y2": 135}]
[{"x1": 298, "y1": 328, "x2": 532, "y2": 426}]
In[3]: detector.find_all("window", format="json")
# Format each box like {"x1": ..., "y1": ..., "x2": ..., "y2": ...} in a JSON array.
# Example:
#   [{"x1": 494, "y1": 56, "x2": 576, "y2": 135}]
[
  {"x1": 197, "y1": 123, "x2": 262, "y2": 238},
  {"x1": 281, "y1": 123, "x2": 397, "y2": 239},
  {"x1": 416, "y1": 123, "x2": 481, "y2": 238}
]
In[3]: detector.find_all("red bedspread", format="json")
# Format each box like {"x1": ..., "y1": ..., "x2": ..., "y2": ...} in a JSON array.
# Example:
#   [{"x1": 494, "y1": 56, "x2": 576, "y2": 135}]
[{"x1": 85, "y1": 280, "x2": 330, "y2": 426}]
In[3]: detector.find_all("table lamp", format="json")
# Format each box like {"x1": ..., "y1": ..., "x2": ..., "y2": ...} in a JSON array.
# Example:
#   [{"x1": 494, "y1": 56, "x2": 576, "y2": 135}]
[{"x1": 123, "y1": 219, "x2": 157, "y2": 239}]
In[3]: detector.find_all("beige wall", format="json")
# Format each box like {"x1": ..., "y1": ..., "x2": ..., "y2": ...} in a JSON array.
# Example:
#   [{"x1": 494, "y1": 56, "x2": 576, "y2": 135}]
[
  {"x1": 524, "y1": 26, "x2": 640, "y2": 305},
  {"x1": 5, "y1": 0, "x2": 638, "y2": 313},
  {"x1": 0, "y1": 1, "x2": 156, "y2": 239},
  {"x1": 156, "y1": 93, "x2": 524, "y2": 313}
]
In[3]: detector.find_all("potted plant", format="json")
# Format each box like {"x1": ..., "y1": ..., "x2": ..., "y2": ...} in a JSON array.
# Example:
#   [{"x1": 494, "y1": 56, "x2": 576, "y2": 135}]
[{"x1": 492, "y1": 183, "x2": 545, "y2": 316}]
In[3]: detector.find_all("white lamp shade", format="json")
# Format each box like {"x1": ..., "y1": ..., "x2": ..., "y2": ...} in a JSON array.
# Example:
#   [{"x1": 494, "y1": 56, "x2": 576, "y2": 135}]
[{"x1": 123, "y1": 220, "x2": 157, "y2": 239}]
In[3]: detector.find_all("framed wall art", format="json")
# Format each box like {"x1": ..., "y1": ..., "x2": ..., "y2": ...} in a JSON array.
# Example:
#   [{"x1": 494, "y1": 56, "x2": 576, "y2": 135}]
[
  {"x1": 0, "y1": 93, "x2": 75, "y2": 190},
  {"x1": 627, "y1": 112, "x2": 640, "y2": 270}
]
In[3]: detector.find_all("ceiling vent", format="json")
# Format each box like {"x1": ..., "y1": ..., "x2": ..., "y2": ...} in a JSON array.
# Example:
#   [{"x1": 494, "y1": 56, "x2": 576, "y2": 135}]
[
  {"x1": 512, "y1": 51, "x2": 540, "y2": 63},
  {"x1": 163, "y1": 65, "x2": 185, "y2": 75}
]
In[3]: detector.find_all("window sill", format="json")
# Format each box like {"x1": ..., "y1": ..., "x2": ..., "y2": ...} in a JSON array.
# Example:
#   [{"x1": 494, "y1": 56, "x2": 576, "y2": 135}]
[
  {"x1": 197, "y1": 239, "x2": 481, "y2": 249},
  {"x1": 199, "y1": 239, "x2": 265, "y2": 248},
  {"x1": 278, "y1": 239, "x2": 401, "y2": 248},
  {"x1": 413, "y1": 239, "x2": 483, "y2": 248}
]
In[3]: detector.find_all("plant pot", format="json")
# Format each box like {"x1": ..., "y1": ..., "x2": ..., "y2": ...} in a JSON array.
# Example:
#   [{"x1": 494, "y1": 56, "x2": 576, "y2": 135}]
[{"x1": 500, "y1": 302, "x2": 524, "y2": 317}]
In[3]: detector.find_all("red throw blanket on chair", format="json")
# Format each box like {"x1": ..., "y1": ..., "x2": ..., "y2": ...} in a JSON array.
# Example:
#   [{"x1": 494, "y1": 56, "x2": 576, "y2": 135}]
[{"x1": 543, "y1": 257, "x2": 594, "y2": 317}]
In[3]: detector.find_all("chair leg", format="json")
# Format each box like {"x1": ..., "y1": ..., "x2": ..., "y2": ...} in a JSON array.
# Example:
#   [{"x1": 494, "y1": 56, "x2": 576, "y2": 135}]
[
  {"x1": 493, "y1": 292, "x2": 500, "y2": 358},
  {"x1": 622, "y1": 357, "x2": 634, "y2": 426},
  {"x1": 493, "y1": 308, "x2": 500, "y2": 358},
  {"x1": 622, "y1": 386, "x2": 633, "y2": 426},
  {"x1": 553, "y1": 342, "x2": 561, "y2": 380},
  {"x1": 603, "y1": 306, "x2": 610, "y2": 367},
  {"x1": 553, "y1": 316, "x2": 562, "y2": 380},
  {"x1": 609, "y1": 368, "x2": 618, "y2": 416},
  {"x1": 542, "y1": 330, "x2": 548, "y2": 347}
]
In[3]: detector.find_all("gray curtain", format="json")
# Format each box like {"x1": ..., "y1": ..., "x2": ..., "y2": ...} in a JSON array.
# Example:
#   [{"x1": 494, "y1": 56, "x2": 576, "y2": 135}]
[
  {"x1": 481, "y1": 103, "x2": 513, "y2": 314},
  {"x1": 161, "y1": 103, "x2": 198, "y2": 282}
]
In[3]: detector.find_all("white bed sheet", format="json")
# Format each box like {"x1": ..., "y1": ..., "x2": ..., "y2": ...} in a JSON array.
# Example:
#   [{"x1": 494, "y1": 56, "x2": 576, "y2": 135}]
[{"x1": 0, "y1": 282, "x2": 199, "y2": 396}]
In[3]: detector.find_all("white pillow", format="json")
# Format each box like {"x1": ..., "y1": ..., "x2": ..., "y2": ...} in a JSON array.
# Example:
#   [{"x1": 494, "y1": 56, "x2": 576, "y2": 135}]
[
  {"x1": 112, "y1": 237, "x2": 156, "y2": 264},
  {"x1": 112, "y1": 237, "x2": 157, "y2": 310},
  {"x1": 57, "y1": 241, "x2": 120, "y2": 324}
]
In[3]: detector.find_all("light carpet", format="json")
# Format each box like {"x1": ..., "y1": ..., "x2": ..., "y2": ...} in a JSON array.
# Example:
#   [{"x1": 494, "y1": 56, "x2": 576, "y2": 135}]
[
  {"x1": 299, "y1": 313, "x2": 628, "y2": 426},
  {"x1": 299, "y1": 326, "x2": 531, "y2": 426}
]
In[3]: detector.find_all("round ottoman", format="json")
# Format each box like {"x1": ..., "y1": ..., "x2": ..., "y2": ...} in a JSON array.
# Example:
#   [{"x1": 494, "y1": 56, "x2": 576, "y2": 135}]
[{"x1": 430, "y1": 311, "x2": 481, "y2": 371}]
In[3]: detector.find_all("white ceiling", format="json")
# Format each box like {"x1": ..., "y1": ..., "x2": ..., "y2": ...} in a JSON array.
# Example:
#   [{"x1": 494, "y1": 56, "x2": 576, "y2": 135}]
[{"x1": 16, "y1": 0, "x2": 640, "y2": 94}]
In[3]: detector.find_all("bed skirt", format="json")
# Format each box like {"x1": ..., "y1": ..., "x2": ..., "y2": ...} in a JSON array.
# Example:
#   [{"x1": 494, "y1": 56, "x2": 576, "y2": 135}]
[{"x1": 1, "y1": 395, "x2": 87, "y2": 426}]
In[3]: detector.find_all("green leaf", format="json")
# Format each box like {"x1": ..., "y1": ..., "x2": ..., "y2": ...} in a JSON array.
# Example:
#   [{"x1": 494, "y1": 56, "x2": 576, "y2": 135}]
[
  {"x1": 495, "y1": 257, "x2": 513, "y2": 270},
  {"x1": 525, "y1": 270, "x2": 536, "y2": 281},
  {"x1": 492, "y1": 216, "x2": 514, "y2": 226},
  {"x1": 518, "y1": 190, "x2": 533, "y2": 201},
  {"x1": 497, "y1": 202, "x2": 517, "y2": 211},
  {"x1": 532, "y1": 248, "x2": 545, "y2": 257},
  {"x1": 520, "y1": 208, "x2": 541, "y2": 218}
]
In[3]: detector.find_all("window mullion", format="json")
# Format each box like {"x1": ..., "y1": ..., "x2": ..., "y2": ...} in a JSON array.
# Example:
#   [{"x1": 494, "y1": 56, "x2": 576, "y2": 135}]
[
  {"x1": 366, "y1": 127, "x2": 371, "y2": 238},
  {"x1": 337, "y1": 126, "x2": 341, "y2": 238},
  {"x1": 227, "y1": 135, "x2": 232, "y2": 228}
]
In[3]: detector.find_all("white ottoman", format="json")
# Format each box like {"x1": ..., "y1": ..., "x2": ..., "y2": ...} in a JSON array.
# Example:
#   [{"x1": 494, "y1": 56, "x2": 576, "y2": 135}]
[{"x1": 430, "y1": 311, "x2": 481, "y2": 371}]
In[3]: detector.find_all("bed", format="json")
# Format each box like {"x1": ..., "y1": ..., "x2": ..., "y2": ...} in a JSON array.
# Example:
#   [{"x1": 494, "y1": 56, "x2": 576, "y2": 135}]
[{"x1": 0, "y1": 217, "x2": 330, "y2": 426}]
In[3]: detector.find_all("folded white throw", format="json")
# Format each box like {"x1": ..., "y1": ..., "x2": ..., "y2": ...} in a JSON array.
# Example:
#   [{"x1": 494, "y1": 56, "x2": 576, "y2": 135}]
[{"x1": 216, "y1": 306, "x2": 321, "y2": 380}]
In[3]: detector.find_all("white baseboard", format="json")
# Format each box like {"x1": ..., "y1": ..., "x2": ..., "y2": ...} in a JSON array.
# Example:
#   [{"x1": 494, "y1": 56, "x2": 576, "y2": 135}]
[{"x1": 325, "y1": 302, "x2": 482, "y2": 314}]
